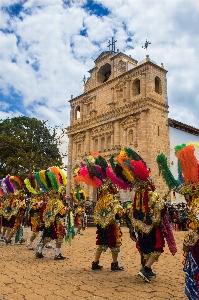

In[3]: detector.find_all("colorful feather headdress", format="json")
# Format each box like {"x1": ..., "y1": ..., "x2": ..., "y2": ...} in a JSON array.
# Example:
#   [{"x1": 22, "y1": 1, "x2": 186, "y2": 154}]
[
  {"x1": 74, "y1": 156, "x2": 104, "y2": 188},
  {"x1": 24, "y1": 167, "x2": 67, "y2": 194},
  {"x1": 0, "y1": 174, "x2": 24, "y2": 196},
  {"x1": 0, "y1": 175, "x2": 15, "y2": 195},
  {"x1": 73, "y1": 189, "x2": 86, "y2": 204},
  {"x1": 157, "y1": 142, "x2": 199, "y2": 196},
  {"x1": 107, "y1": 148, "x2": 153, "y2": 190},
  {"x1": 74, "y1": 149, "x2": 153, "y2": 191},
  {"x1": 24, "y1": 172, "x2": 38, "y2": 194},
  {"x1": 9, "y1": 176, "x2": 24, "y2": 190}
]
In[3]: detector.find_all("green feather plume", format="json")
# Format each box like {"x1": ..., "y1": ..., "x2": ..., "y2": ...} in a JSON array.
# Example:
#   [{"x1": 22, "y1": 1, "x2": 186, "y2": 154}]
[
  {"x1": 34, "y1": 172, "x2": 47, "y2": 191},
  {"x1": 174, "y1": 144, "x2": 186, "y2": 155},
  {"x1": 95, "y1": 156, "x2": 108, "y2": 173},
  {"x1": 124, "y1": 148, "x2": 141, "y2": 161},
  {"x1": 156, "y1": 154, "x2": 179, "y2": 189},
  {"x1": 109, "y1": 156, "x2": 116, "y2": 172},
  {"x1": 46, "y1": 171, "x2": 59, "y2": 191}
]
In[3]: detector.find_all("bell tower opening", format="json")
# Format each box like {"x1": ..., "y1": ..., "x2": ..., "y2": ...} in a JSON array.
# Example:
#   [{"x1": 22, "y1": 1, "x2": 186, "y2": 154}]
[
  {"x1": 155, "y1": 76, "x2": 162, "y2": 94},
  {"x1": 132, "y1": 78, "x2": 140, "y2": 96},
  {"x1": 75, "y1": 106, "x2": 81, "y2": 119},
  {"x1": 97, "y1": 63, "x2": 111, "y2": 83}
]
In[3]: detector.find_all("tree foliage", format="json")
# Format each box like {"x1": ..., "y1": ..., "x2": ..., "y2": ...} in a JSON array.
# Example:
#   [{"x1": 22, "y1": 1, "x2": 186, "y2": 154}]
[{"x1": 0, "y1": 116, "x2": 64, "y2": 179}]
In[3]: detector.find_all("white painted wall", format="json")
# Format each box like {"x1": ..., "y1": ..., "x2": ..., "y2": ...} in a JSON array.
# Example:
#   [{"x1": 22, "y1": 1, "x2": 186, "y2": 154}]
[{"x1": 169, "y1": 127, "x2": 199, "y2": 203}]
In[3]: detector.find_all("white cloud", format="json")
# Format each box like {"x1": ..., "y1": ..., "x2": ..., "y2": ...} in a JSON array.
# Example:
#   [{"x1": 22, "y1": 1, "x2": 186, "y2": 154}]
[
  {"x1": 0, "y1": 32, "x2": 18, "y2": 60},
  {"x1": 0, "y1": 0, "x2": 198, "y2": 134},
  {"x1": 0, "y1": 0, "x2": 20, "y2": 6},
  {"x1": 26, "y1": 104, "x2": 70, "y2": 127},
  {"x1": 0, "y1": 109, "x2": 22, "y2": 119},
  {"x1": 169, "y1": 106, "x2": 198, "y2": 128},
  {"x1": 0, "y1": 101, "x2": 10, "y2": 110}
]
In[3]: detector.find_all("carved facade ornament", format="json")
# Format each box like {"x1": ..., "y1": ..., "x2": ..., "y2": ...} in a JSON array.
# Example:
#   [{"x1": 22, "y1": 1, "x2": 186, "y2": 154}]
[
  {"x1": 120, "y1": 116, "x2": 139, "y2": 130},
  {"x1": 117, "y1": 60, "x2": 126, "y2": 73},
  {"x1": 82, "y1": 96, "x2": 90, "y2": 103},
  {"x1": 90, "y1": 109, "x2": 97, "y2": 118},
  {"x1": 73, "y1": 133, "x2": 85, "y2": 143},
  {"x1": 115, "y1": 80, "x2": 126, "y2": 90},
  {"x1": 90, "y1": 123, "x2": 113, "y2": 137},
  {"x1": 131, "y1": 67, "x2": 149, "y2": 78},
  {"x1": 67, "y1": 97, "x2": 166, "y2": 136},
  {"x1": 124, "y1": 74, "x2": 132, "y2": 81}
]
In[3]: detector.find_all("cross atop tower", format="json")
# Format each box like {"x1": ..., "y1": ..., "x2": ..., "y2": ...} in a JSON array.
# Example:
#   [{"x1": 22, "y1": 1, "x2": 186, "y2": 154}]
[
  {"x1": 142, "y1": 39, "x2": 151, "y2": 51},
  {"x1": 82, "y1": 75, "x2": 87, "y2": 85},
  {"x1": 107, "y1": 37, "x2": 117, "y2": 52}
]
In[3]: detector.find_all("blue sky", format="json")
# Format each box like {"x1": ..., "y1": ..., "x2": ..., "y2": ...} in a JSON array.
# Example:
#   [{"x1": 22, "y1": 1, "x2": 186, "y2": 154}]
[{"x1": 0, "y1": 0, "x2": 199, "y2": 132}]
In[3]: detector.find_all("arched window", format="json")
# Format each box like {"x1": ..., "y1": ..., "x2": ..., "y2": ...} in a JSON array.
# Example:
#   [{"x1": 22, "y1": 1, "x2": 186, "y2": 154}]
[
  {"x1": 132, "y1": 79, "x2": 140, "y2": 96},
  {"x1": 155, "y1": 76, "x2": 162, "y2": 94},
  {"x1": 129, "y1": 130, "x2": 133, "y2": 143},
  {"x1": 101, "y1": 137, "x2": 105, "y2": 151},
  {"x1": 107, "y1": 135, "x2": 111, "y2": 150},
  {"x1": 75, "y1": 106, "x2": 80, "y2": 119}
]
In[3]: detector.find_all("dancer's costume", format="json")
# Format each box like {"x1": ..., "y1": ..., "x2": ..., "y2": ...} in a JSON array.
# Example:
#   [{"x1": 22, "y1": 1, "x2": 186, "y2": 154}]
[
  {"x1": 107, "y1": 148, "x2": 177, "y2": 281},
  {"x1": 0, "y1": 192, "x2": 3, "y2": 233},
  {"x1": 73, "y1": 190, "x2": 86, "y2": 230},
  {"x1": 26, "y1": 193, "x2": 47, "y2": 249},
  {"x1": 74, "y1": 149, "x2": 176, "y2": 274},
  {"x1": 122, "y1": 202, "x2": 137, "y2": 242},
  {"x1": 157, "y1": 142, "x2": 199, "y2": 299},
  {"x1": 24, "y1": 166, "x2": 74, "y2": 260},
  {"x1": 132, "y1": 190, "x2": 176, "y2": 268},
  {"x1": 0, "y1": 176, "x2": 26, "y2": 244},
  {"x1": 94, "y1": 182, "x2": 124, "y2": 254},
  {"x1": 183, "y1": 205, "x2": 199, "y2": 300},
  {"x1": 28, "y1": 195, "x2": 45, "y2": 234},
  {"x1": 74, "y1": 154, "x2": 125, "y2": 271},
  {"x1": 40, "y1": 191, "x2": 66, "y2": 247}
]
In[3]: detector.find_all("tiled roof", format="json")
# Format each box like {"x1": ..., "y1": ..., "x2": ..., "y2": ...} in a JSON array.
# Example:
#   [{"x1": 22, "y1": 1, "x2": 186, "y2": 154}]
[{"x1": 169, "y1": 118, "x2": 199, "y2": 136}]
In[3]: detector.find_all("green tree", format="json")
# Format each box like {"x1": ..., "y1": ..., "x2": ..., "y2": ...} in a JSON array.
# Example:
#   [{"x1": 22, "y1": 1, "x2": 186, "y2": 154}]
[{"x1": 0, "y1": 116, "x2": 64, "y2": 179}]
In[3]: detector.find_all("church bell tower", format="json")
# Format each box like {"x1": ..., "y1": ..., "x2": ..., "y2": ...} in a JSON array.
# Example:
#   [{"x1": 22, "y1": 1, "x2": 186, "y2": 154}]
[{"x1": 66, "y1": 43, "x2": 170, "y2": 201}]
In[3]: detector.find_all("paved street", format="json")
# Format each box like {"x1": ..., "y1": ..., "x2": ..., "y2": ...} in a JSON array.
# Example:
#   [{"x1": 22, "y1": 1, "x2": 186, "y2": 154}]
[{"x1": 0, "y1": 226, "x2": 186, "y2": 300}]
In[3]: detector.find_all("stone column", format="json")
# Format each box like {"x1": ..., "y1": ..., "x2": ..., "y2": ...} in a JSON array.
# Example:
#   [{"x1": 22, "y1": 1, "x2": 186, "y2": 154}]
[
  {"x1": 84, "y1": 130, "x2": 90, "y2": 155},
  {"x1": 66, "y1": 135, "x2": 73, "y2": 198},
  {"x1": 111, "y1": 135, "x2": 114, "y2": 149},
  {"x1": 124, "y1": 128, "x2": 127, "y2": 147},
  {"x1": 114, "y1": 121, "x2": 120, "y2": 146},
  {"x1": 123, "y1": 86, "x2": 126, "y2": 100},
  {"x1": 139, "y1": 110, "x2": 148, "y2": 158},
  {"x1": 80, "y1": 103, "x2": 83, "y2": 121},
  {"x1": 111, "y1": 87, "x2": 115, "y2": 103},
  {"x1": 98, "y1": 136, "x2": 101, "y2": 152},
  {"x1": 91, "y1": 136, "x2": 94, "y2": 151},
  {"x1": 126, "y1": 80, "x2": 131, "y2": 101}
]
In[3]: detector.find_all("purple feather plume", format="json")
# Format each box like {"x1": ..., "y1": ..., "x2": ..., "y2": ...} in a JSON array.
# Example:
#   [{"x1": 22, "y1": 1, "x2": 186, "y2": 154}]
[{"x1": 4, "y1": 176, "x2": 15, "y2": 193}]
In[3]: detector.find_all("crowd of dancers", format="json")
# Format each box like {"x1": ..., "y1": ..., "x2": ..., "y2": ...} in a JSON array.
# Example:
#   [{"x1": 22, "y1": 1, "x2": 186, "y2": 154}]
[{"x1": 0, "y1": 143, "x2": 199, "y2": 300}]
